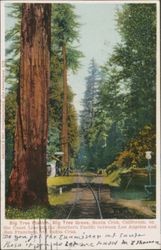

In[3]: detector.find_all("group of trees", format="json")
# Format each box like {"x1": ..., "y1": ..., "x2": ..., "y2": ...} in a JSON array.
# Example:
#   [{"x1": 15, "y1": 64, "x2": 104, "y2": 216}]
[
  {"x1": 79, "y1": 59, "x2": 101, "y2": 169},
  {"x1": 5, "y1": 3, "x2": 156, "y2": 208},
  {"x1": 79, "y1": 4, "x2": 156, "y2": 171},
  {"x1": 5, "y1": 3, "x2": 82, "y2": 207}
]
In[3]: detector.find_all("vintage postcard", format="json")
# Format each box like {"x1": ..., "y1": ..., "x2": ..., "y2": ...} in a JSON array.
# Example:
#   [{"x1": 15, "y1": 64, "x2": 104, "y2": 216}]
[{"x1": 1, "y1": 0, "x2": 161, "y2": 249}]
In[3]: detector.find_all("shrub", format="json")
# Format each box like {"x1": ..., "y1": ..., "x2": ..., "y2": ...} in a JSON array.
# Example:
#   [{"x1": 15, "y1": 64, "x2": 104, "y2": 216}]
[
  {"x1": 106, "y1": 163, "x2": 118, "y2": 175},
  {"x1": 107, "y1": 125, "x2": 155, "y2": 170},
  {"x1": 115, "y1": 150, "x2": 135, "y2": 168}
]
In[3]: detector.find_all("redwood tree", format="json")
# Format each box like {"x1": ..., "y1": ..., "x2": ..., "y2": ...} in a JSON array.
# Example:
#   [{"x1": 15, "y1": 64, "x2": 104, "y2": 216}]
[
  {"x1": 52, "y1": 4, "x2": 82, "y2": 168},
  {"x1": 7, "y1": 3, "x2": 51, "y2": 208}
]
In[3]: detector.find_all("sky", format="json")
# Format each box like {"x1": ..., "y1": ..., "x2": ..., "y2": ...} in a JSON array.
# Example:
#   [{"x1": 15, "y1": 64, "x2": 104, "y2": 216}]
[
  {"x1": 68, "y1": 3, "x2": 121, "y2": 114},
  {"x1": 5, "y1": 3, "x2": 121, "y2": 114}
]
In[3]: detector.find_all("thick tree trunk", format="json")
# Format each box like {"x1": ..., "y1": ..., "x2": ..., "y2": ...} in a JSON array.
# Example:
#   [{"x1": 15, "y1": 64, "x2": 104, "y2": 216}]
[
  {"x1": 7, "y1": 4, "x2": 51, "y2": 208},
  {"x1": 61, "y1": 45, "x2": 69, "y2": 167}
]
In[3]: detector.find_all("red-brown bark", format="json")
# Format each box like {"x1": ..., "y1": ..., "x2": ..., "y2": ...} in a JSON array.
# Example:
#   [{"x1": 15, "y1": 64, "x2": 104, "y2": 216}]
[
  {"x1": 7, "y1": 3, "x2": 51, "y2": 208},
  {"x1": 61, "y1": 45, "x2": 69, "y2": 167}
]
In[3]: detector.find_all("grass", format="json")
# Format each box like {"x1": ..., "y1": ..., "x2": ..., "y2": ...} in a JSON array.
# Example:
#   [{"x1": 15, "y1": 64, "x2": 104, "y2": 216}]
[
  {"x1": 6, "y1": 205, "x2": 55, "y2": 219},
  {"x1": 80, "y1": 171, "x2": 97, "y2": 177},
  {"x1": 49, "y1": 191, "x2": 75, "y2": 205},
  {"x1": 101, "y1": 167, "x2": 144, "y2": 187},
  {"x1": 102, "y1": 169, "x2": 122, "y2": 187},
  {"x1": 112, "y1": 188, "x2": 146, "y2": 200},
  {"x1": 47, "y1": 176, "x2": 75, "y2": 187}
]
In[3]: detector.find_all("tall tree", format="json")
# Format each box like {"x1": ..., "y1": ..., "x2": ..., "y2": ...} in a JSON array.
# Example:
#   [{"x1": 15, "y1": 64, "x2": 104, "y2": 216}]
[
  {"x1": 111, "y1": 4, "x2": 156, "y2": 138},
  {"x1": 7, "y1": 3, "x2": 51, "y2": 208},
  {"x1": 79, "y1": 59, "x2": 100, "y2": 169},
  {"x1": 80, "y1": 59, "x2": 100, "y2": 141},
  {"x1": 52, "y1": 4, "x2": 82, "y2": 167}
]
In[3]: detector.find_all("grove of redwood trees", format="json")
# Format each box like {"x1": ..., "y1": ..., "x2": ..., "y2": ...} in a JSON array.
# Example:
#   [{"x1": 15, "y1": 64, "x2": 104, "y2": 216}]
[{"x1": 7, "y1": 3, "x2": 51, "y2": 208}]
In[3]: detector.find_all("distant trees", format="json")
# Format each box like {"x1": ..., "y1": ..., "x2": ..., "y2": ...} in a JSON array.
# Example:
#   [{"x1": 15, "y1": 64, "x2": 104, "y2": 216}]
[
  {"x1": 79, "y1": 59, "x2": 100, "y2": 169},
  {"x1": 7, "y1": 4, "x2": 51, "y2": 208},
  {"x1": 80, "y1": 59, "x2": 100, "y2": 143},
  {"x1": 79, "y1": 4, "x2": 156, "y2": 170}
]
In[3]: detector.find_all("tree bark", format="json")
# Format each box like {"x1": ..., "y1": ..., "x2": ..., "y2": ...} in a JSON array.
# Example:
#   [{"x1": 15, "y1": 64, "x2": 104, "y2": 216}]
[
  {"x1": 7, "y1": 3, "x2": 51, "y2": 208},
  {"x1": 61, "y1": 45, "x2": 69, "y2": 167}
]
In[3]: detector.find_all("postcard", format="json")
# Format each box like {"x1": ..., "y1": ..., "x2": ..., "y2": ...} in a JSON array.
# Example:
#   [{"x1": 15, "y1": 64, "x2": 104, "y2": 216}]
[{"x1": 1, "y1": 0, "x2": 160, "y2": 249}]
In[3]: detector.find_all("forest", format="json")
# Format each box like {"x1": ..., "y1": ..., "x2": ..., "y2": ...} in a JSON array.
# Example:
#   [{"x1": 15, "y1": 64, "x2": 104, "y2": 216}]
[{"x1": 5, "y1": 3, "x2": 156, "y2": 218}]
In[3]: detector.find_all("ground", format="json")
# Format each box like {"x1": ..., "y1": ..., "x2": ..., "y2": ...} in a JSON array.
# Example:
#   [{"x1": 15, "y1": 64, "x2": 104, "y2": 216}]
[{"x1": 6, "y1": 171, "x2": 156, "y2": 219}]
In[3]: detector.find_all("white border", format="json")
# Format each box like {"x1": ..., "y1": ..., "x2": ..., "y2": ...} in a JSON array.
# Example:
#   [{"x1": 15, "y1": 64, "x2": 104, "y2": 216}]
[
  {"x1": 1, "y1": 0, "x2": 6, "y2": 221},
  {"x1": 156, "y1": 0, "x2": 160, "y2": 220},
  {"x1": 1, "y1": 0, "x2": 160, "y2": 4}
]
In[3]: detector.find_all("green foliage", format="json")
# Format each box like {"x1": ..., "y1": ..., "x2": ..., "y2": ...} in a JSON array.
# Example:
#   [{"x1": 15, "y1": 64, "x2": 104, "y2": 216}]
[
  {"x1": 111, "y1": 125, "x2": 155, "y2": 169},
  {"x1": 47, "y1": 127, "x2": 60, "y2": 161},
  {"x1": 5, "y1": 90, "x2": 17, "y2": 193},
  {"x1": 5, "y1": 4, "x2": 22, "y2": 87},
  {"x1": 128, "y1": 125, "x2": 156, "y2": 167},
  {"x1": 113, "y1": 4, "x2": 156, "y2": 138},
  {"x1": 49, "y1": 4, "x2": 82, "y2": 164},
  {"x1": 5, "y1": 133, "x2": 14, "y2": 194},
  {"x1": 6, "y1": 205, "x2": 54, "y2": 219},
  {"x1": 52, "y1": 4, "x2": 79, "y2": 45},
  {"x1": 68, "y1": 104, "x2": 80, "y2": 161},
  {"x1": 51, "y1": 4, "x2": 83, "y2": 72},
  {"x1": 79, "y1": 4, "x2": 156, "y2": 172},
  {"x1": 48, "y1": 79, "x2": 80, "y2": 163},
  {"x1": 79, "y1": 59, "x2": 101, "y2": 169},
  {"x1": 103, "y1": 170, "x2": 122, "y2": 187},
  {"x1": 115, "y1": 150, "x2": 135, "y2": 168},
  {"x1": 67, "y1": 47, "x2": 83, "y2": 73},
  {"x1": 5, "y1": 90, "x2": 17, "y2": 134}
]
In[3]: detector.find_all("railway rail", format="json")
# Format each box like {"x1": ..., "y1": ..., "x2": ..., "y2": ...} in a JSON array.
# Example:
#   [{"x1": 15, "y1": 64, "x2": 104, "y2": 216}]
[{"x1": 66, "y1": 175, "x2": 103, "y2": 219}]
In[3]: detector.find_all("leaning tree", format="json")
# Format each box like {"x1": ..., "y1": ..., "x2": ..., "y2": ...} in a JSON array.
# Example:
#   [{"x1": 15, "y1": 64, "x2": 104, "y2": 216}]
[{"x1": 7, "y1": 3, "x2": 51, "y2": 208}]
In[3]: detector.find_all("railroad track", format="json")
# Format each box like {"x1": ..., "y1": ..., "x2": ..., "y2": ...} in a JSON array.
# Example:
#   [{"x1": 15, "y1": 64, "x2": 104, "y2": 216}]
[{"x1": 66, "y1": 175, "x2": 103, "y2": 219}]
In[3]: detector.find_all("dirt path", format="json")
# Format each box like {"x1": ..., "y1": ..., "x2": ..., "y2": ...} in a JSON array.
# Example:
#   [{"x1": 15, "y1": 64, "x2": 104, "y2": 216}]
[{"x1": 68, "y1": 187, "x2": 101, "y2": 219}]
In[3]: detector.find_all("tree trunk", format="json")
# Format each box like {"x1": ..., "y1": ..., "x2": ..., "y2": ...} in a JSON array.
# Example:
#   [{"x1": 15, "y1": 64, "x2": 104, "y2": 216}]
[
  {"x1": 7, "y1": 3, "x2": 51, "y2": 208},
  {"x1": 61, "y1": 45, "x2": 69, "y2": 167}
]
